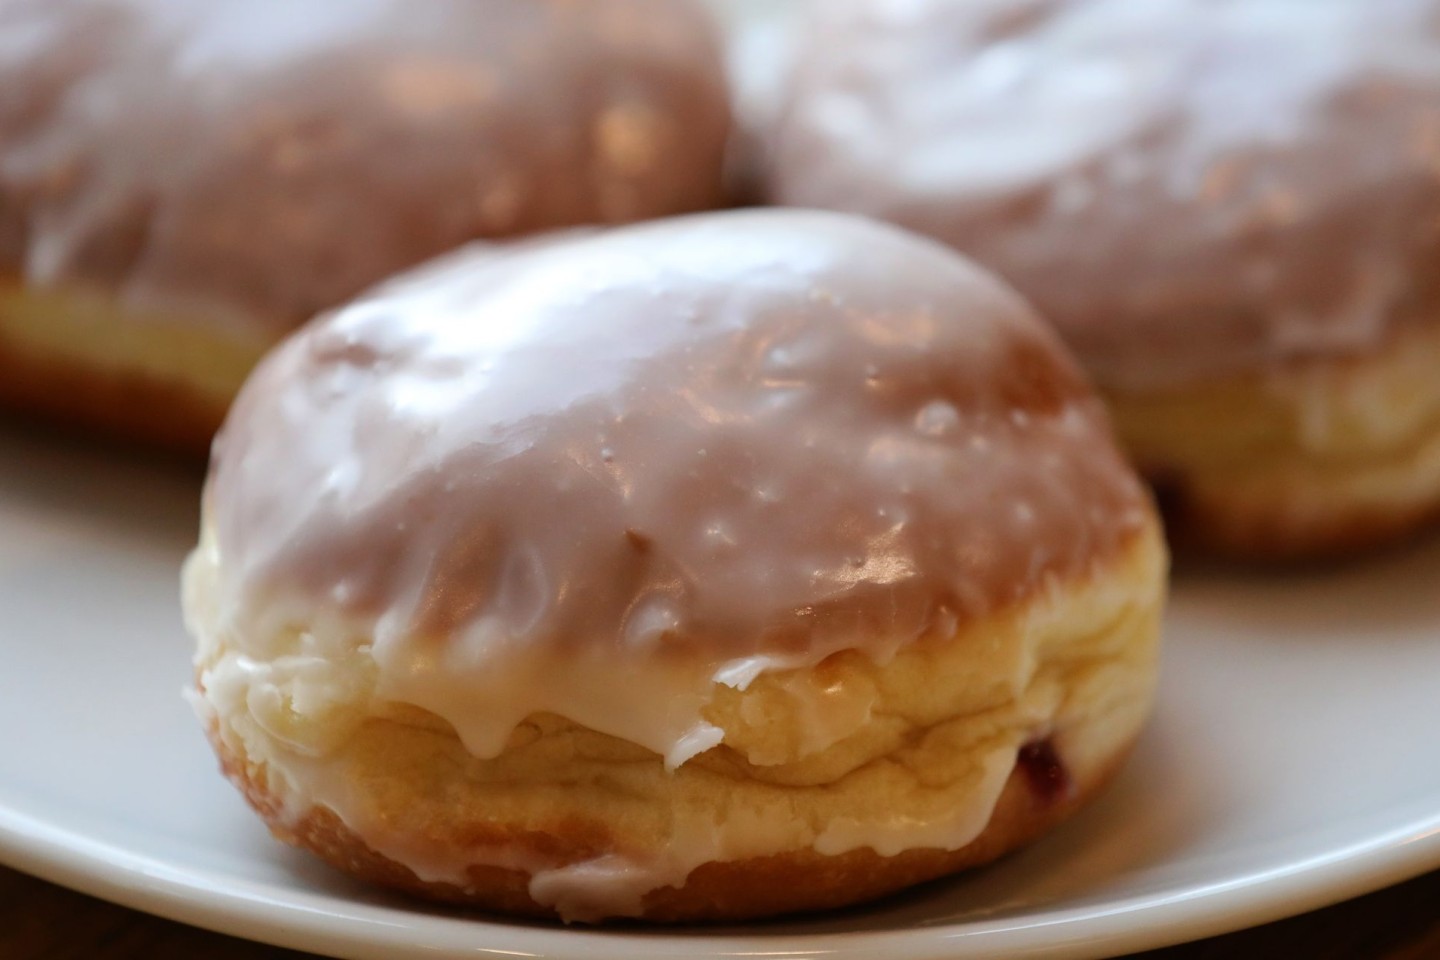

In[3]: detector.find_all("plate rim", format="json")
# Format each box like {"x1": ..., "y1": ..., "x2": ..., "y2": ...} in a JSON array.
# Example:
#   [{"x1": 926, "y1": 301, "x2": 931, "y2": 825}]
[{"x1": 3, "y1": 791, "x2": 1439, "y2": 960}]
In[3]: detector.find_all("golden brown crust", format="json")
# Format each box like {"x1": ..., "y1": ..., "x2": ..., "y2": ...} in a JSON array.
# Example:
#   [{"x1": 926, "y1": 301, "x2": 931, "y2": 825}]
[
  {"x1": 0, "y1": 332, "x2": 227, "y2": 456},
  {"x1": 0, "y1": 277, "x2": 259, "y2": 455},
  {"x1": 1148, "y1": 468, "x2": 1440, "y2": 561},
  {"x1": 1109, "y1": 320, "x2": 1440, "y2": 560},
  {"x1": 208, "y1": 724, "x2": 1133, "y2": 923}
]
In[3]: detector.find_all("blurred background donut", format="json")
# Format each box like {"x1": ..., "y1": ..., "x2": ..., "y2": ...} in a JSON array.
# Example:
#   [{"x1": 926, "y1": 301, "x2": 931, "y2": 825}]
[
  {"x1": 770, "y1": 0, "x2": 1440, "y2": 558},
  {"x1": 0, "y1": 0, "x2": 731, "y2": 452}
]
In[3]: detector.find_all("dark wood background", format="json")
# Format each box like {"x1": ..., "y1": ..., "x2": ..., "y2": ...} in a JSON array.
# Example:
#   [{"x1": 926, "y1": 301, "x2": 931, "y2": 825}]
[{"x1": 4, "y1": 863, "x2": 1438, "y2": 959}]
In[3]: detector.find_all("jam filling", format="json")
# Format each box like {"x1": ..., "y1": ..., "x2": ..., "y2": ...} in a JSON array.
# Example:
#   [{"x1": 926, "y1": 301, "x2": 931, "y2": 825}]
[{"x1": 1017, "y1": 737, "x2": 1072, "y2": 804}]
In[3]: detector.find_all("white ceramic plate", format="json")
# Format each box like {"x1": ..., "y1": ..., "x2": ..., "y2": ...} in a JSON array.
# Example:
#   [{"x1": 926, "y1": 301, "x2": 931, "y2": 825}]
[{"x1": 2, "y1": 422, "x2": 1440, "y2": 960}]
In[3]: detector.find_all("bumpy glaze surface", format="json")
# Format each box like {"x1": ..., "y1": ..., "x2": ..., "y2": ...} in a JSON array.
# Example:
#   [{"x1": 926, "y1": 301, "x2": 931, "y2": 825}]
[
  {"x1": 773, "y1": 0, "x2": 1440, "y2": 389},
  {"x1": 201, "y1": 209, "x2": 1151, "y2": 766},
  {"x1": 0, "y1": 0, "x2": 729, "y2": 335}
]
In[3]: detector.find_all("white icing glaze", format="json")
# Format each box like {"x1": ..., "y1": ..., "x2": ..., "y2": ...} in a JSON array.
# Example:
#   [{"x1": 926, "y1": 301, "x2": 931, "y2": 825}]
[
  {"x1": 772, "y1": 0, "x2": 1440, "y2": 389},
  {"x1": 199, "y1": 209, "x2": 1148, "y2": 767}
]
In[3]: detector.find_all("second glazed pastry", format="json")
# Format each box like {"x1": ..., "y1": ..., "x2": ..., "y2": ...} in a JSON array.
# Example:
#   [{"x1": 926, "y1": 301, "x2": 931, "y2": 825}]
[
  {"x1": 0, "y1": 0, "x2": 730, "y2": 451},
  {"x1": 772, "y1": 0, "x2": 1440, "y2": 558}
]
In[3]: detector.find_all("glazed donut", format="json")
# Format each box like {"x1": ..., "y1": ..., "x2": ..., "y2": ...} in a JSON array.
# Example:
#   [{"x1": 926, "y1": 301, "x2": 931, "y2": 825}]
[
  {"x1": 0, "y1": 0, "x2": 730, "y2": 452},
  {"x1": 770, "y1": 0, "x2": 1440, "y2": 558},
  {"x1": 183, "y1": 209, "x2": 1166, "y2": 923}
]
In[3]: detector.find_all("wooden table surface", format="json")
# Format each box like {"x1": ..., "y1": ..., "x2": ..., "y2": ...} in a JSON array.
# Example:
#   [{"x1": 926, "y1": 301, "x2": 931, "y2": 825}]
[{"x1": 4, "y1": 863, "x2": 1438, "y2": 960}]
